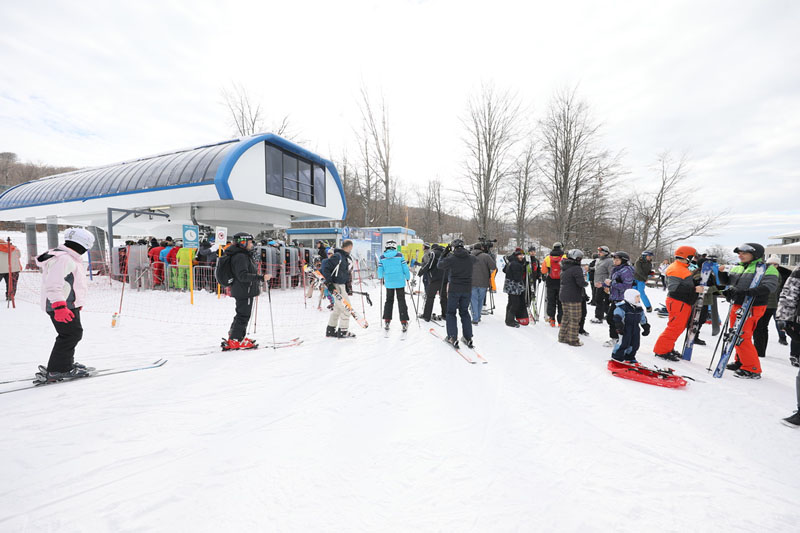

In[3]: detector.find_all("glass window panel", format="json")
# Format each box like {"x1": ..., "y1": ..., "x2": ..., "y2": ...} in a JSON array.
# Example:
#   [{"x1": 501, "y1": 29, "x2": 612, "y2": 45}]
[
  {"x1": 298, "y1": 160, "x2": 312, "y2": 202},
  {"x1": 190, "y1": 145, "x2": 225, "y2": 183},
  {"x1": 202, "y1": 144, "x2": 235, "y2": 184},
  {"x1": 145, "y1": 156, "x2": 174, "y2": 189},
  {"x1": 115, "y1": 161, "x2": 146, "y2": 194},
  {"x1": 194, "y1": 144, "x2": 232, "y2": 183},
  {"x1": 266, "y1": 145, "x2": 283, "y2": 195},
  {"x1": 75, "y1": 168, "x2": 105, "y2": 198},
  {"x1": 283, "y1": 154, "x2": 298, "y2": 200},
  {"x1": 128, "y1": 158, "x2": 162, "y2": 191},
  {"x1": 160, "y1": 151, "x2": 194, "y2": 186},
  {"x1": 313, "y1": 164, "x2": 326, "y2": 206}
]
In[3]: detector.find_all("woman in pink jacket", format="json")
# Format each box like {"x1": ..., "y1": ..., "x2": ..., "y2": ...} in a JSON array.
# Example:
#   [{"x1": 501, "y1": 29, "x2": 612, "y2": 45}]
[{"x1": 34, "y1": 228, "x2": 95, "y2": 382}]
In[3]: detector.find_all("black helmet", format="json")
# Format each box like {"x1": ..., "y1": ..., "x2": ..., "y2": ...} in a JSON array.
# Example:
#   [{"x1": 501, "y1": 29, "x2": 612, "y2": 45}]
[
  {"x1": 733, "y1": 243, "x2": 764, "y2": 260},
  {"x1": 552, "y1": 241, "x2": 563, "y2": 250},
  {"x1": 612, "y1": 251, "x2": 630, "y2": 262},
  {"x1": 233, "y1": 232, "x2": 254, "y2": 246},
  {"x1": 567, "y1": 249, "x2": 584, "y2": 261},
  {"x1": 451, "y1": 239, "x2": 465, "y2": 248},
  {"x1": 385, "y1": 240, "x2": 397, "y2": 250},
  {"x1": 642, "y1": 250, "x2": 654, "y2": 257}
]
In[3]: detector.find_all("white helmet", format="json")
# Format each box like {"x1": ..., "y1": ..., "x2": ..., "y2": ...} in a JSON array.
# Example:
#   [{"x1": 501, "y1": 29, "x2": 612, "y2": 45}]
[
  {"x1": 64, "y1": 227, "x2": 95, "y2": 251},
  {"x1": 623, "y1": 288, "x2": 641, "y2": 307}
]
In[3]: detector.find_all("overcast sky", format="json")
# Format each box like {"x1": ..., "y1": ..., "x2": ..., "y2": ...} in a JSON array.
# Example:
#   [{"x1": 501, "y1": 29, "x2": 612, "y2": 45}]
[{"x1": 1, "y1": 0, "x2": 798, "y2": 250}]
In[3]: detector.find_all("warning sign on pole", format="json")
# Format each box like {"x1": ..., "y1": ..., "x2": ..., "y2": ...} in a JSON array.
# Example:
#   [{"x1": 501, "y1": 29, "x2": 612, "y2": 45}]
[{"x1": 215, "y1": 226, "x2": 228, "y2": 245}]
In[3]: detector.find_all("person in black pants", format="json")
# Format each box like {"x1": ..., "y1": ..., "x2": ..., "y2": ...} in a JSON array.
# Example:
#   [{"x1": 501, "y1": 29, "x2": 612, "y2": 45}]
[
  {"x1": 420, "y1": 244, "x2": 448, "y2": 321},
  {"x1": 503, "y1": 249, "x2": 527, "y2": 327},
  {"x1": 592, "y1": 246, "x2": 613, "y2": 323},
  {"x1": 222, "y1": 233, "x2": 269, "y2": 351},
  {"x1": 437, "y1": 239, "x2": 477, "y2": 348}
]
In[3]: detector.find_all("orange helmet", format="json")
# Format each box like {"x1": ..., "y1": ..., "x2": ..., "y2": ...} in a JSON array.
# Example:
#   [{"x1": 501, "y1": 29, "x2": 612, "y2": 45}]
[{"x1": 674, "y1": 245, "x2": 697, "y2": 260}]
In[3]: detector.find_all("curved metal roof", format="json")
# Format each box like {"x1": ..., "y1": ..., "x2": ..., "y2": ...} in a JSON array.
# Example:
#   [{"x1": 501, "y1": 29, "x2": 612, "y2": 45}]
[{"x1": 0, "y1": 139, "x2": 239, "y2": 210}]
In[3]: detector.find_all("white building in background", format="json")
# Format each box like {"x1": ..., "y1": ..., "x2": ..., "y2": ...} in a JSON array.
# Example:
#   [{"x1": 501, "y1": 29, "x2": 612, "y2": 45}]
[
  {"x1": 0, "y1": 133, "x2": 347, "y2": 236},
  {"x1": 766, "y1": 230, "x2": 800, "y2": 267}
]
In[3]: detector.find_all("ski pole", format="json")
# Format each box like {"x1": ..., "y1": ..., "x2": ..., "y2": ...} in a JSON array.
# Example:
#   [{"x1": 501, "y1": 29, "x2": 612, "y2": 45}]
[
  {"x1": 267, "y1": 284, "x2": 277, "y2": 348},
  {"x1": 355, "y1": 259, "x2": 367, "y2": 317},
  {"x1": 407, "y1": 279, "x2": 421, "y2": 328},
  {"x1": 707, "y1": 311, "x2": 731, "y2": 371}
]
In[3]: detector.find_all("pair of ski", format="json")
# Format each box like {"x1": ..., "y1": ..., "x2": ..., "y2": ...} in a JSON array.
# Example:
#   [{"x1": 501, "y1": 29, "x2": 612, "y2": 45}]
[
  {"x1": 607, "y1": 359, "x2": 690, "y2": 388},
  {"x1": 681, "y1": 260, "x2": 715, "y2": 361},
  {"x1": 429, "y1": 328, "x2": 487, "y2": 364},
  {"x1": 311, "y1": 269, "x2": 369, "y2": 329},
  {"x1": 0, "y1": 359, "x2": 168, "y2": 395},
  {"x1": 384, "y1": 325, "x2": 408, "y2": 340}
]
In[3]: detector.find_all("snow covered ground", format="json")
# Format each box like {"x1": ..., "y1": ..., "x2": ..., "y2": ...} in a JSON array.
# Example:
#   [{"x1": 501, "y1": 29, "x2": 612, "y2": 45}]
[{"x1": 1, "y1": 240, "x2": 799, "y2": 532}]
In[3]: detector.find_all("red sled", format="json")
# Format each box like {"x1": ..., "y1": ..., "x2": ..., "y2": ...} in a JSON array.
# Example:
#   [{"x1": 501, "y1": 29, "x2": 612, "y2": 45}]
[{"x1": 607, "y1": 360, "x2": 687, "y2": 389}]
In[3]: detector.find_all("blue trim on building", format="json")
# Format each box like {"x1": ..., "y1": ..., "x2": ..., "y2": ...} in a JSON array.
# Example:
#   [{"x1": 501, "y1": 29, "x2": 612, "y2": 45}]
[
  {"x1": 0, "y1": 181, "x2": 214, "y2": 212},
  {"x1": 370, "y1": 227, "x2": 416, "y2": 236},
  {"x1": 286, "y1": 227, "x2": 343, "y2": 235}
]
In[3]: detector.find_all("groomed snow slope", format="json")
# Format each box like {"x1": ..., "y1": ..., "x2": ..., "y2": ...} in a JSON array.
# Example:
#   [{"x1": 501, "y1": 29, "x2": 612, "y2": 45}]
[{"x1": 1, "y1": 266, "x2": 799, "y2": 532}]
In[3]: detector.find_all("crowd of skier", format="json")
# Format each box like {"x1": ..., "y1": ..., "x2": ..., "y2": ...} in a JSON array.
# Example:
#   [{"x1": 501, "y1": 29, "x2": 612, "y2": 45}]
[{"x1": 15, "y1": 228, "x2": 800, "y2": 428}]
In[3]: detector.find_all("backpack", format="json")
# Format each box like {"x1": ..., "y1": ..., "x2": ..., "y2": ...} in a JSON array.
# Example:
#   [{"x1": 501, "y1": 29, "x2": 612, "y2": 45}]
[
  {"x1": 215, "y1": 253, "x2": 234, "y2": 286},
  {"x1": 549, "y1": 255, "x2": 563, "y2": 280}
]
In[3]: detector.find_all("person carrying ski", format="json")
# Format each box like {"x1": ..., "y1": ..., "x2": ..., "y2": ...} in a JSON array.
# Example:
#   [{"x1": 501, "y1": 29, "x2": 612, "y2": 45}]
[
  {"x1": 471, "y1": 242, "x2": 497, "y2": 325},
  {"x1": 377, "y1": 240, "x2": 411, "y2": 332},
  {"x1": 559, "y1": 249, "x2": 588, "y2": 346},
  {"x1": 652, "y1": 245, "x2": 704, "y2": 361},
  {"x1": 541, "y1": 242, "x2": 566, "y2": 327},
  {"x1": 322, "y1": 240, "x2": 356, "y2": 338},
  {"x1": 718, "y1": 243, "x2": 780, "y2": 378},
  {"x1": 437, "y1": 239, "x2": 477, "y2": 348},
  {"x1": 777, "y1": 262, "x2": 800, "y2": 369},
  {"x1": 34, "y1": 228, "x2": 96, "y2": 382},
  {"x1": 611, "y1": 288, "x2": 651, "y2": 363},
  {"x1": 420, "y1": 244, "x2": 448, "y2": 322},
  {"x1": 592, "y1": 246, "x2": 613, "y2": 324},
  {"x1": 503, "y1": 249, "x2": 527, "y2": 328},
  {"x1": 0, "y1": 238, "x2": 21, "y2": 301},
  {"x1": 602, "y1": 251, "x2": 635, "y2": 347},
  {"x1": 634, "y1": 251, "x2": 655, "y2": 312},
  {"x1": 221, "y1": 233, "x2": 270, "y2": 350}
]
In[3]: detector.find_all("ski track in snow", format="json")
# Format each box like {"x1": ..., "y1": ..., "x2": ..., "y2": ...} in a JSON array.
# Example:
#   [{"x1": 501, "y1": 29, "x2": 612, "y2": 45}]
[{"x1": 1, "y1": 263, "x2": 799, "y2": 531}]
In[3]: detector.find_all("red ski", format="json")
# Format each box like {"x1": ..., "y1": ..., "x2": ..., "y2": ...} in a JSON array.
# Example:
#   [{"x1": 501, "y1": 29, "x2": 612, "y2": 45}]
[{"x1": 607, "y1": 360, "x2": 687, "y2": 389}]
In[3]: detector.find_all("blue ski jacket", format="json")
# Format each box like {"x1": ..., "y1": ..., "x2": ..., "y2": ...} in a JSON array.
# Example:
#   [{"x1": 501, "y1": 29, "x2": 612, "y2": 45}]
[{"x1": 378, "y1": 249, "x2": 410, "y2": 289}]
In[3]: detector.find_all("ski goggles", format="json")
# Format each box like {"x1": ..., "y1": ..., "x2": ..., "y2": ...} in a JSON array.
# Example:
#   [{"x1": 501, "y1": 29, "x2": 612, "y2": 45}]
[{"x1": 733, "y1": 244, "x2": 756, "y2": 254}]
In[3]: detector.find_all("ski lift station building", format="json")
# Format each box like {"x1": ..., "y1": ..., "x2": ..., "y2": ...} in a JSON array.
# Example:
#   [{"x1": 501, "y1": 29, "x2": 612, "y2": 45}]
[{"x1": 0, "y1": 134, "x2": 347, "y2": 238}]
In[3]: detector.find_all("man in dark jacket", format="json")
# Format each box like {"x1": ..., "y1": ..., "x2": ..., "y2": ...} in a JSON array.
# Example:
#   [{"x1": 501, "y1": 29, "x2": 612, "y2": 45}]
[
  {"x1": 195, "y1": 239, "x2": 217, "y2": 291},
  {"x1": 559, "y1": 250, "x2": 588, "y2": 346},
  {"x1": 420, "y1": 244, "x2": 448, "y2": 321},
  {"x1": 438, "y1": 239, "x2": 478, "y2": 348},
  {"x1": 321, "y1": 240, "x2": 356, "y2": 338},
  {"x1": 503, "y1": 249, "x2": 527, "y2": 327},
  {"x1": 634, "y1": 251, "x2": 654, "y2": 312},
  {"x1": 223, "y1": 233, "x2": 270, "y2": 351},
  {"x1": 592, "y1": 246, "x2": 613, "y2": 323},
  {"x1": 470, "y1": 243, "x2": 497, "y2": 325}
]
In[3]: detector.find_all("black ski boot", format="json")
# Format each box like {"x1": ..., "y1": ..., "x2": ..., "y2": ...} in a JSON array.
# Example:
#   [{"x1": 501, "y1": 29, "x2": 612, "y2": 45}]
[
  {"x1": 654, "y1": 351, "x2": 680, "y2": 362},
  {"x1": 461, "y1": 336, "x2": 474, "y2": 349},
  {"x1": 326, "y1": 326, "x2": 338, "y2": 338},
  {"x1": 337, "y1": 328, "x2": 356, "y2": 339},
  {"x1": 726, "y1": 360, "x2": 742, "y2": 371},
  {"x1": 782, "y1": 411, "x2": 800, "y2": 428},
  {"x1": 384, "y1": 320, "x2": 391, "y2": 330},
  {"x1": 35, "y1": 365, "x2": 92, "y2": 383},
  {"x1": 401, "y1": 321, "x2": 408, "y2": 332},
  {"x1": 694, "y1": 337, "x2": 706, "y2": 346},
  {"x1": 444, "y1": 336, "x2": 460, "y2": 349},
  {"x1": 733, "y1": 369, "x2": 761, "y2": 380},
  {"x1": 790, "y1": 356, "x2": 799, "y2": 368}
]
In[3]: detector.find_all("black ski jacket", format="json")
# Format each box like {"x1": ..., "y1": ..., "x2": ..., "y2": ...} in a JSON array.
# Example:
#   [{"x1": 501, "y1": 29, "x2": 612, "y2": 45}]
[
  {"x1": 226, "y1": 245, "x2": 262, "y2": 299},
  {"x1": 559, "y1": 258, "x2": 588, "y2": 303},
  {"x1": 438, "y1": 247, "x2": 477, "y2": 294}
]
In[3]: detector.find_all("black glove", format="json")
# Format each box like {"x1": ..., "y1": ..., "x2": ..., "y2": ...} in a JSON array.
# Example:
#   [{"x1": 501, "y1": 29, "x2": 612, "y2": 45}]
[
  {"x1": 345, "y1": 281, "x2": 353, "y2": 296},
  {"x1": 776, "y1": 320, "x2": 787, "y2": 330},
  {"x1": 642, "y1": 323, "x2": 651, "y2": 336},
  {"x1": 722, "y1": 287, "x2": 738, "y2": 301}
]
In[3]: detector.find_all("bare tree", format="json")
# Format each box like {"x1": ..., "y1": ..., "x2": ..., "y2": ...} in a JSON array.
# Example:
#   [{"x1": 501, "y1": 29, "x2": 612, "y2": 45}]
[
  {"x1": 461, "y1": 83, "x2": 521, "y2": 238},
  {"x1": 537, "y1": 88, "x2": 620, "y2": 247},
  {"x1": 416, "y1": 178, "x2": 448, "y2": 242},
  {"x1": 358, "y1": 86, "x2": 392, "y2": 225},
  {"x1": 508, "y1": 140, "x2": 540, "y2": 248},
  {"x1": 221, "y1": 83, "x2": 293, "y2": 138},
  {"x1": 635, "y1": 152, "x2": 723, "y2": 255},
  {"x1": 355, "y1": 136, "x2": 379, "y2": 226}
]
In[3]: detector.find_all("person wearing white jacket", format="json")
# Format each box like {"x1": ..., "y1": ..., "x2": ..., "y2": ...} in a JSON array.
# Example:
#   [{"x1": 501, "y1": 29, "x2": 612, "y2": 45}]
[{"x1": 34, "y1": 228, "x2": 95, "y2": 382}]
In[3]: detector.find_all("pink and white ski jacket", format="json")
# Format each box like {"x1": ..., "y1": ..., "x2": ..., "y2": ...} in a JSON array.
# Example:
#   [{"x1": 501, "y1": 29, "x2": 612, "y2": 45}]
[{"x1": 36, "y1": 247, "x2": 89, "y2": 312}]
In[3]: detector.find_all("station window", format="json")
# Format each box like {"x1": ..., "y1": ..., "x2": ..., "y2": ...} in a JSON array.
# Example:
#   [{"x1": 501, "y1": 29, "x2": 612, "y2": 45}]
[{"x1": 264, "y1": 142, "x2": 324, "y2": 207}]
